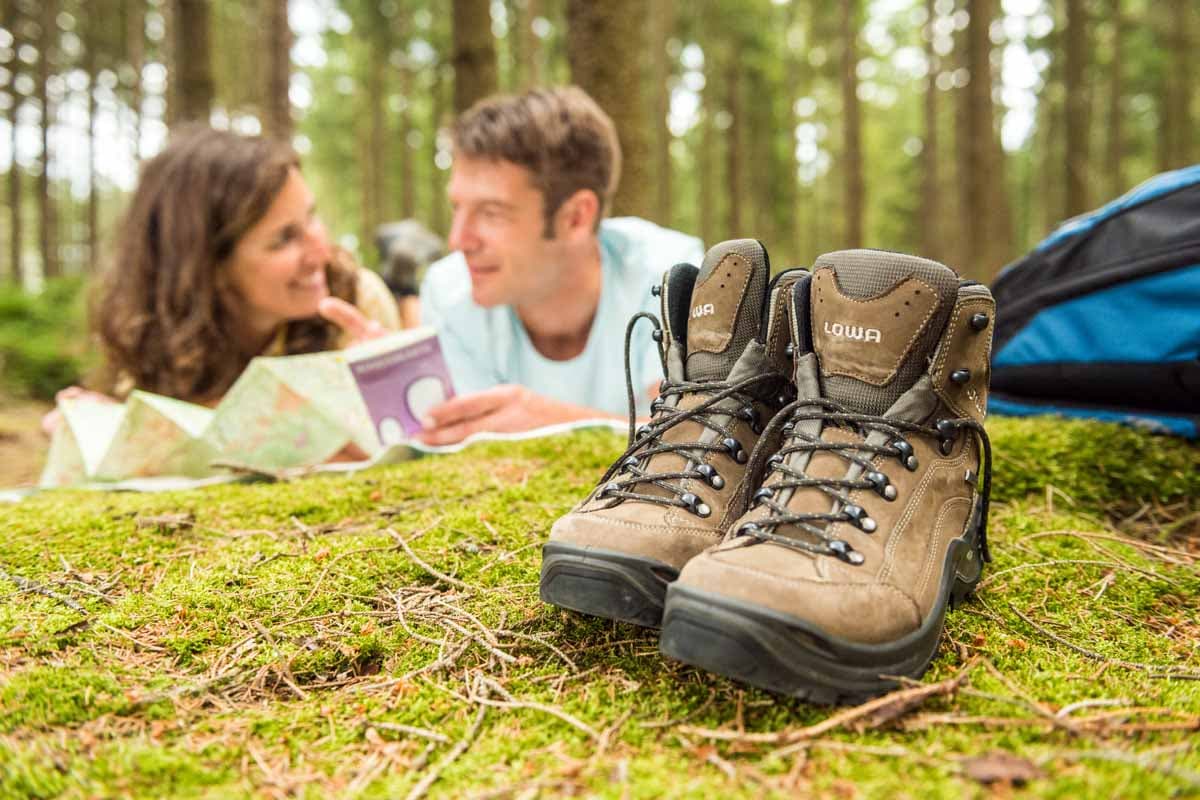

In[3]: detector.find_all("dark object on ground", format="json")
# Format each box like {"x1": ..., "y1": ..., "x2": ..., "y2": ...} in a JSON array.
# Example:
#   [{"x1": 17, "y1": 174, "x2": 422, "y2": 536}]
[
  {"x1": 375, "y1": 220, "x2": 445, "y2": 298},
  {"x1": 990, "y1": 165, "x2": 1200, "y2": 438}
]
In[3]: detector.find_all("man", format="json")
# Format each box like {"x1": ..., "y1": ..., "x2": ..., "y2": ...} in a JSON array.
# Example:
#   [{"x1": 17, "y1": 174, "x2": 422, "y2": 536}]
[{"x1": 417, "y1": 87, "x2": 703, "y2": 446}]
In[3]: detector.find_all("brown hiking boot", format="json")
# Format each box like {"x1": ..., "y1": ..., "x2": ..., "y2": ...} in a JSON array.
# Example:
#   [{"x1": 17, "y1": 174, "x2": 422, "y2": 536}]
[
  {"x1": 540, "y1": 240, "x2": 805, "y2": 627},
  {"x1": 660, "y1": 249, "x2": 995, "y2": 701}
]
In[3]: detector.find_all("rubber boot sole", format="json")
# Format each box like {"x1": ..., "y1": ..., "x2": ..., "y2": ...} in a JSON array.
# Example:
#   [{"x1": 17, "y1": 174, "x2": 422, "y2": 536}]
[
  {"x1": 659, "y1": 520, "x2": 984, "y2": 703},
  {"x1": 539, "y1": 542, "x2": 679, "y2": 628}
]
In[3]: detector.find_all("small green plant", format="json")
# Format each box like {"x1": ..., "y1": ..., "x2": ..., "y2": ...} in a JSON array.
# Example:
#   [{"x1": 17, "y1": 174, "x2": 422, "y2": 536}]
[{"x1": 0, "y1": 278, "x2": 94, "y2": 400}]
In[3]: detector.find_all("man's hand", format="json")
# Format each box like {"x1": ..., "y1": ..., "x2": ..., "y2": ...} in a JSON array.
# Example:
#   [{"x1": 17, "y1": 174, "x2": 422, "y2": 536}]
[
  {"x1": 41, "y1": 386, "x2": 117, "y2": 437},
  {"x1": 417, "y1": 384, "x2": 541, "y2": 446},
  {"x1": 318, "y1": 297, "x2": 389, "y2": 346}
]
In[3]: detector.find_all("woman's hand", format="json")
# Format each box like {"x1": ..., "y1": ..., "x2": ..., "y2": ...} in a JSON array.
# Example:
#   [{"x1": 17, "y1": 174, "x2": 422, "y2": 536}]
[
  {"x1": 40, "y1": 386, "x2": 118, "y2": 437},
  {"x1": 318, "y1": 297, "x2": 389, "y2": 347}
]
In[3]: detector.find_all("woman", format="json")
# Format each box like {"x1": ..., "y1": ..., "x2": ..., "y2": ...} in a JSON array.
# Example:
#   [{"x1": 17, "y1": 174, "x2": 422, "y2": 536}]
[{"x1": 45, "y1": 125, "x2": 398, "y2": 430}]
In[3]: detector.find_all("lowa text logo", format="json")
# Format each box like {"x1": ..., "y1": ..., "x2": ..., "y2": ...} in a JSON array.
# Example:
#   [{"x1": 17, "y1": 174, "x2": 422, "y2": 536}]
[{"x1": 824, "y1": 321, "x2": 882, "y2": 343}]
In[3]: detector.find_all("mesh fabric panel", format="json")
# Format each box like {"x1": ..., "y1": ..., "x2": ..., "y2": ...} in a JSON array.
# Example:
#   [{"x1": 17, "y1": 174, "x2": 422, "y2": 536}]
[{"x1": 813, "y1": 249, "x2": 959, "y2": 416}]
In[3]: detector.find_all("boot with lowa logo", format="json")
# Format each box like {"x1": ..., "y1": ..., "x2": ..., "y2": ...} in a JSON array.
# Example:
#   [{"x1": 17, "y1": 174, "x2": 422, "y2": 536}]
[{"x1": 659, "y1": 249, "x2": 995, "y2": 702}]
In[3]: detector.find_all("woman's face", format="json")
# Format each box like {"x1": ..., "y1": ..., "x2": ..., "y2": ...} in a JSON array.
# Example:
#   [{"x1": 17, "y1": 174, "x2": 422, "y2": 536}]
[{"x1": 224, "y1": 167, "x2": 333, "y2": 336}]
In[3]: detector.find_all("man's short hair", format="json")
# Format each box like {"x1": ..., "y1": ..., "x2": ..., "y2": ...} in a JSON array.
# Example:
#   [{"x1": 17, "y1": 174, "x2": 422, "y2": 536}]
[{"x1": 452, "y1": 86, "x2": 621, "y2": 236}]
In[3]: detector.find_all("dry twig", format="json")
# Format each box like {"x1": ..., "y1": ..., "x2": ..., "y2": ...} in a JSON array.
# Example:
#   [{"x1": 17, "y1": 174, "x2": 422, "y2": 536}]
[{"x1": 681, "y1": 660, "x2": 976, "y2": 745}]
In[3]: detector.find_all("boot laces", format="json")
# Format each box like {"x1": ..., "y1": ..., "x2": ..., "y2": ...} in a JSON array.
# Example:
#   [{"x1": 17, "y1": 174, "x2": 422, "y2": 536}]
[
  {"x1": 736, "y1": 396, "x2": 993, "y2": 565},
  {"x1": 590, "y1": 312, "x2": 787, "y2": 519}
]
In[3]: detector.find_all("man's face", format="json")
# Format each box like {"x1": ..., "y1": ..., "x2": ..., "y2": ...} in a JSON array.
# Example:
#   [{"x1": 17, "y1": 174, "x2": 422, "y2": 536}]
[{"x1": 446, "y1": 155, "x2": 567, "y2": 308}]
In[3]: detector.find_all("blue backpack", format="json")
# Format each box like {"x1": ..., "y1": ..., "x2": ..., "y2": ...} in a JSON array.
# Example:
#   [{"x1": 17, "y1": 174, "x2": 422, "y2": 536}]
[{"x1": 990, "y1": 165, "x2": 1200, "y2": 438}]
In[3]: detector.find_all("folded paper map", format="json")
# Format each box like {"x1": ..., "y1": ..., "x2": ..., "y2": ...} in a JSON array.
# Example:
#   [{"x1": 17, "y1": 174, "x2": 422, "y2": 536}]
[{"x1": 40, "y1": 329, "x2": 455, "y2": 488}]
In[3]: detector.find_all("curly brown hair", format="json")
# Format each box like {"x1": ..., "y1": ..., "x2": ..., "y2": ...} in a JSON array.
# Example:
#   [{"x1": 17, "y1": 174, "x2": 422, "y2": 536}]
[{"x1": 94, "y1": 125, "x2": 357, "y2": 403}]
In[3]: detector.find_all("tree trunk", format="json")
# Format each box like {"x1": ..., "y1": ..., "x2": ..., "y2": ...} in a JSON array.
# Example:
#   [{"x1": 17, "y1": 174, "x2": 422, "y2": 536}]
[
  {"x1": 724, "y1": 57, "x2": 741, "y2": 235},
  {"x1": 566, "y1": 0, "x2": 653, "y2": 220},
  {"x1": 126, "y1": 0, "x2": 145, "y2": 161},
  {"x1": 788, "y1": 12, "x2": 807, "y2": 264},
  {"x1": 510, "y1": 0, "x2": 542, "y2": 88},
  {"x1": 1033, "y1": 0, "x2": 1064, "y2": 234},
  {"x1": 84, "y1": 14, "x2": 99, "y2": 272},
  {"x1": 840, "y1": 0, "x2": 863, "y2": 248},
  {"x1": 365, "y1": 38, "x2": 387, "y2": 239},
  {"x1": 1160, "y1": 0, "x2": 1192, "y2": 168},
  {"x1": 1064, "y1": 0, "x2": 1089, "y2": 216},
  {"x1": 1105, "y1": 0, "x2": 1123, "y2": 198},
  {"x1": 37, "y1": 0, "x2": 59, "y2": 280},
  {"x1": 962, "y1": 0, "x2": 1011, "y2": 278},
  {"x1": 919, "y1": 0, "x2": 941, "y2": 260},
  {"x1": 698, "y1": 70, "x2": 716, "y2": 246},
  {"x1": 650, "y1": 0, "x2": 675, "y2": 226},
  {"x1": 261, "y1": 0, "x2": 293, "y2": 141},
  {"x1": 4, "y1": 0, "x2": 21, "y2": 284},
  {"x1": 168, "y1": 0, "x2": 214, "y2": 126},
  {"x1": 399, "y1": 64, "x2": 415, "y2": 219},
  {"x1": 452, "y1": 0, "x2": 498, "y2": 113},
  {"x1": 431, "y1": 66, "x2": 449, "y2": 233}
]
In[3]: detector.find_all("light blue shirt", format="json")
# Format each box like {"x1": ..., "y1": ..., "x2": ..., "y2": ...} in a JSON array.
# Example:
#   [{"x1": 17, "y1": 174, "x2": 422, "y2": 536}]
[{"x1": 420, "y1": 217, "x2": 704, "y2": 417}]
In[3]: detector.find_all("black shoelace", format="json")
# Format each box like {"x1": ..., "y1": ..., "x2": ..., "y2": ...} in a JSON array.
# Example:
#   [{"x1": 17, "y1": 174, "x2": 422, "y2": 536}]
[
  {"x1": 736, "y1": 396, "x2": 993, "y2": 565},
  {"x1": 590, "y1": 312, "x2": 785, "y2": 519}
]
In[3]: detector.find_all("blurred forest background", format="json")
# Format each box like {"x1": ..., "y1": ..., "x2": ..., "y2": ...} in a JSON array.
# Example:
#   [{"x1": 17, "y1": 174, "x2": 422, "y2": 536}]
[
  {"x1": 3, "y1": 0, "x2": 1200, "y2": 286},
  {"x1": 0, "y1": 0, "x2": 1197, "y2": 404}
]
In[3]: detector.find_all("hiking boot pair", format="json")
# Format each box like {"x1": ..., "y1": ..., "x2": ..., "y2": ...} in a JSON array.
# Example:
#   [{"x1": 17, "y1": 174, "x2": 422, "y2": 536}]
[{"x1": 540, "y1": 240, "x2": 996, "y2": 703}]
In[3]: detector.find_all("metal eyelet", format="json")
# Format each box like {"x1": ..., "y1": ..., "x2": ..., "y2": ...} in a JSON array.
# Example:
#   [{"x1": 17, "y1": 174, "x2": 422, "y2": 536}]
[
  {"x1": 865, "y1": 471, "x2": 897, "y2": 501},
  {"x1": 599, "y1": 482, "x2": 619, "y2": 498},
  {"x1": 738, "y1": 522, "x2": 760, "y2": 536},
  {"x1": 722, "y1": 437, "x2": 748, "y2": 464},
  {"x1": 651, "y1": 284, "x2": 662, "y2": 297},
  {"x1": 680, "y1": 492, "x2": 711, "y2": 518},
  {"x1": 893, "y1": 439, "x2": 918, "y2": 471},
  {"x1": 621, "y1": 456, "x2": 640, "y2": 471},
  {"x1": 936, "y1": 419, "x2": 958, "y2": 456},
  {"x1": 950, "y1": 368, "x2": 971, "y2": 385},
  {"x1": 784, "y1": 342, "x2": 795, "y2": 358},
  {"x1": 767, "y1": 454, "x2": 783, "y2": 469},
  {"x1": 842, "y1": 504, "x2": 877, "y2": 533},
  {"x1": 651, "y1": 329, "x2": 663, "y2": 343},
  {"x1": 828, "y1": 539, "x2": 865, "y2": 565},
  {"x1": 969, "y1": 312, "x2": 989, "y2": 331},
  {"x1": 695, "y1": 464, "x2": 725, "y2": 489},
  {"x1": 752, "y1": 486, "x2": 774, "y2": 505}
]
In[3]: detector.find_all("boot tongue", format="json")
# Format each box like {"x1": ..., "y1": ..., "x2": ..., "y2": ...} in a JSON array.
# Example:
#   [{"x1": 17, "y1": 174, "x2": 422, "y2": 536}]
[
  {"x1": 809, "y1": 249, "x2": 959, "y2": 416},
  {"x1": 684, "y1": 239, "x2": 771, "y2": 382}
]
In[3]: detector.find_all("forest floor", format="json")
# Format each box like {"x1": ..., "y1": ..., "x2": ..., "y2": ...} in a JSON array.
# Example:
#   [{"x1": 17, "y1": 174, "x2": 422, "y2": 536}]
[
  {"x1": 0, "y1": 398, "x2": 50, "y2": 489},
  {"x1": 1, "y1": 418, "x2": 1198, "y2": 798}
]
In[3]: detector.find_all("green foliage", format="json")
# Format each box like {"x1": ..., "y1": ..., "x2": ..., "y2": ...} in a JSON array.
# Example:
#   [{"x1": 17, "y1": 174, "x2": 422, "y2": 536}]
[
  {"x1": 0, "y1": 421, "x2": 1197, "y2": 797},
  {"x1": 0, "y1": 278, "x2": 94, "y2": 401}
]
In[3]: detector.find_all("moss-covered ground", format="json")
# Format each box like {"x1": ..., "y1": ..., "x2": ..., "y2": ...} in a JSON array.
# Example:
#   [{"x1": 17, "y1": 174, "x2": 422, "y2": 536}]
[{"x1": 1, "y1": 417, "x2": 1198, "y2": 798}]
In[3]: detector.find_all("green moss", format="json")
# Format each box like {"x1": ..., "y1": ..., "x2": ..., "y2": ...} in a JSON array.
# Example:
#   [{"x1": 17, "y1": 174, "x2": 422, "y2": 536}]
[
  {"x1": 988, "y1": 416, "x2": 1200, "y2": 509},
  {"x1": 0, "y1": 421, "x2": 1197, "y2": 797},
  {"x1": 0, "y1": 667, "x2": 130, "y2": 731}
]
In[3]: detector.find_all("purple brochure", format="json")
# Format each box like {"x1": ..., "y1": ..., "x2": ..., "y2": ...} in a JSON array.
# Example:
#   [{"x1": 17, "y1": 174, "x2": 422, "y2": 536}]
[{"x1": 349, "y1": 335, "x2": 455, "y2": 445}]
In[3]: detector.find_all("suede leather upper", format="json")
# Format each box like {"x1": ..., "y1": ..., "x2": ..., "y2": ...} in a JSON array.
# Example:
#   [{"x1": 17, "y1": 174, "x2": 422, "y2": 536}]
[
  {"x1": 675, "y1": 253, "x2": 995, "y2": 647},
  {"x1": 548, "y1": 242, "x2": 803, "y2": 572}
]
